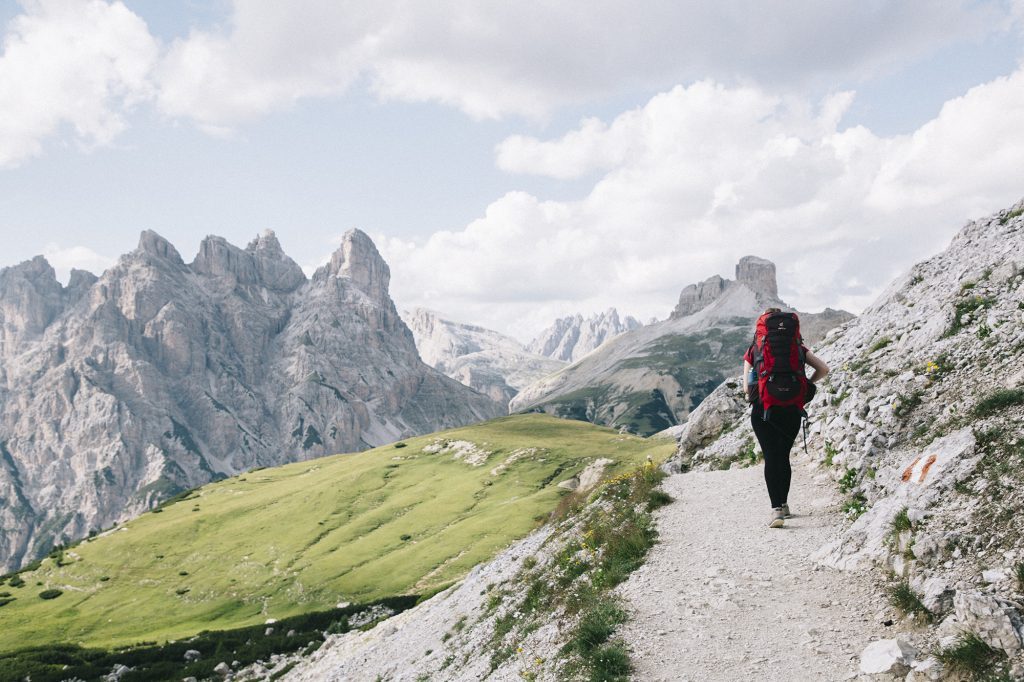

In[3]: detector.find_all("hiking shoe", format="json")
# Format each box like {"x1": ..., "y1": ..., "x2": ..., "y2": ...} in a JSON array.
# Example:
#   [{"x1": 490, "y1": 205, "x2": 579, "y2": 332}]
[
  {"x1": 769, "y1": 508, "x2": 785, "y2": 528},
  {"x1": 780, "y1": 503, "x2": 792, "y2": 518}
]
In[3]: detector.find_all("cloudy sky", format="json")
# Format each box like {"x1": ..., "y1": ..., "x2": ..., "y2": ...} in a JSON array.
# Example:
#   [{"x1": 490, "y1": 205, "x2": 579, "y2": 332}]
[{"x1": 2, "y1": 1, "x2": 1023, "y2": 341}]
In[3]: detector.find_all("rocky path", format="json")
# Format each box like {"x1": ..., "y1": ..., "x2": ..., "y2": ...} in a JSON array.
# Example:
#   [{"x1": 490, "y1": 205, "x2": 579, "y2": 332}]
[{"x1": 617, "y1": 458, "x2": 886, "y2": 682}]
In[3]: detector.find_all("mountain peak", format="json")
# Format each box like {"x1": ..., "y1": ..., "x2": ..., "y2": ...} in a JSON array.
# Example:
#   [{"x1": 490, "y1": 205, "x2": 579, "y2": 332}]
[
  {"x1": 137, "y1": 230, "x2": 184, "y2": 265},
  {"x1": 315, "y1": 229, "x2": 390, "y2": 300},
  {"x1": 670, "y1": 256, "x2": 780, "y2": 319},
  {"x1": 245, "y1": 229, "x2": 285, "y2": 259},
  {"x1": 735, "y1": 255, "x2": 778, "y2": 299},
  {"x1": 527, "y1": 308, "x2": 642, "y2": 362},
  {"x1": 193, "y1": 232, "x2": 305, "y2": 292}
]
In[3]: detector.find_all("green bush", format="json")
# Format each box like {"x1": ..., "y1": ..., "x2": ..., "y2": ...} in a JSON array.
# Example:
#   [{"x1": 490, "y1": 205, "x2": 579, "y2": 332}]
[
  {"x1": 38, "y1": 589, "x2": 62, "y2": 600},
  {"x1": 8, "y1": 576, "x2": 25, "y2": 588}
]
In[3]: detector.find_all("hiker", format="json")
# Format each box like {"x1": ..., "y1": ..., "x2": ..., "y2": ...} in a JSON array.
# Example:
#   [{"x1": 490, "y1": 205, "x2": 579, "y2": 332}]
[{"x1": 743, "y1": 307, "x2": 829, "y2": 528}]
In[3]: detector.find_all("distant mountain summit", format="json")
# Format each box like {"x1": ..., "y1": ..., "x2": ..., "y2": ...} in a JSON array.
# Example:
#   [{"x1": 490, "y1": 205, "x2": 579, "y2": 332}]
[
  {"x1": 0, "y1": 229, "x2": 500, "y2": 572},
  {"x1": 671, "y1": 255, "x2": 780, "y2": 318},
  {"x1": 511, "y1": 257, "x2": 853, "y2": 435},
  {"x1": 404, "y1": 308, "x2": 565, "y2": 405},
  {"x1": 527, "y1": 308, "x2": 642, "y2": 363}
]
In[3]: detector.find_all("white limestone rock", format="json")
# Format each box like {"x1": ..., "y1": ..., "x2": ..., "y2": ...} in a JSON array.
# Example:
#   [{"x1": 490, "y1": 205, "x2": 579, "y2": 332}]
[
  {"x1": 859, "y1": 638, "x2": 917, "y2": 675},
  {"x1": 404, "y1": 307, "x2": 564, "y2": 407},
  {"x1": 0, "y1": 229, "x2": 502, "y2": 571},
  {"x1": 527, "y1": 307, "x2": 642, "y2": 362},
  {"x1": 953, "y1": 590, "x2": 1023, "y2": 654}
]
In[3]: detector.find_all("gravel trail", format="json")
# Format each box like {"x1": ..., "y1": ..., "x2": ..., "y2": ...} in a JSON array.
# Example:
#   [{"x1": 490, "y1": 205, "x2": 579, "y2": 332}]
[{"x1": 617, "y1": 458, "x2": 886, "y2": 682}]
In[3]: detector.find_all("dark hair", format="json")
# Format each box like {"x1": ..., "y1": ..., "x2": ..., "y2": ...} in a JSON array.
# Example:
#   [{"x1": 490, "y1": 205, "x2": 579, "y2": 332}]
[{"x1": 763, "y1": 307, "x2": 782, "y2": 314}]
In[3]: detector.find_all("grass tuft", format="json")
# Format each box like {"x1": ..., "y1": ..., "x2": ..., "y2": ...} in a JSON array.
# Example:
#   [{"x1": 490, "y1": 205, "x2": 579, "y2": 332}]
[
  {"x1": 868, "y1": 337, "x2": 892, "y2": 353},
  {"x1": 973, "y1": 388, "x2": 1024, "y2": 418},
  {"x1": 891, "y1": 507, "x2": 912, "y2": 534},
  {"x1": 563, "y1": 599, "x2": 625, "y2": 657},
  {"x1": 587, "y1": 642, "x2": 631, "y2": 681},
  {"x1": 933, "y1": 631, "x2": 1008, "y2": 679},
  {"x1": 889, "y1": 582, "x2": 932, "y2": 622}
]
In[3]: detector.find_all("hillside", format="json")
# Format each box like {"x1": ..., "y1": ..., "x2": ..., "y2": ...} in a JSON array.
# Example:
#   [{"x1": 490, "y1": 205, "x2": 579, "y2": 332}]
[
  {"x1": 0, "y1": 414, "x2": 673, "y2": 653},
  {"x1": 511, "y1": 256, "x2": 852, "y2": 435},
  {"x1": 661, "y1": 199, "x2": 1024, "y2": 677},
  {"x1": 0, "y1": 229, "x2": 500, "y2": 573},
  {"x1": 279, "y1": 199, "x2": 1024, "y2": 682}
]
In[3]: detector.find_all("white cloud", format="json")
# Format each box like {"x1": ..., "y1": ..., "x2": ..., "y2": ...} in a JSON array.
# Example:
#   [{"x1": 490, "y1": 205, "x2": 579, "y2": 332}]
[
  {"x1": 152, "y1": 0, "x2": 1002, "y2": 127},
  {"x1": 43, "y1": 243, "x2": 115, "y2": 282},
  {"x1": 0, "y1": 1, "x2": 1012, "y2": 156},
  {"x1": 0, "y1": 0, "x2": 158, "y2": 167},
  {"x1": 380, "y1": 67, "x2": 1024, "y2": 340}
]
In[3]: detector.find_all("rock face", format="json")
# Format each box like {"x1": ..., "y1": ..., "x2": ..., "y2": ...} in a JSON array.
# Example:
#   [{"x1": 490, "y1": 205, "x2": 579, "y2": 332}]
[
  {"x1": 527, "y1": 308, "x2": 642, "y2": 362},
  {"x1": 664, "y1": 199, "x2": 1024, "y2": 674},
  {"x1": 404, "y1": 308, "x2": 565, "y2": 406},
  {"x1": 0, "y1": 230, "x2": 501, "y2": 572},
  {"x1": 511, "y1": 257, "x2": 853, "y2": 436}
]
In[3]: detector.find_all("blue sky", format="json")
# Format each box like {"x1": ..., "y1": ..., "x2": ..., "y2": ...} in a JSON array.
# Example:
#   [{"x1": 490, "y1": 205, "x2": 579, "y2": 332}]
[{"x1": 2, "y1": 1, "x2": 1023, "y2": 340}]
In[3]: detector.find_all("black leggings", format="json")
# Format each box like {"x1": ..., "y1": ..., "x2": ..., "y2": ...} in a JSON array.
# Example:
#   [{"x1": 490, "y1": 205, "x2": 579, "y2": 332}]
[{"x1": 750, "y1": 408, "x2": 803, "y2": 509}]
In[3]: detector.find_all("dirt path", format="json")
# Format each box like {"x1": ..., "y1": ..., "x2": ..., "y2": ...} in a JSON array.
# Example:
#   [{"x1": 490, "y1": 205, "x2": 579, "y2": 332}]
[{"x1": 616, "y1": 459, "x2": 886, "y2": 682}]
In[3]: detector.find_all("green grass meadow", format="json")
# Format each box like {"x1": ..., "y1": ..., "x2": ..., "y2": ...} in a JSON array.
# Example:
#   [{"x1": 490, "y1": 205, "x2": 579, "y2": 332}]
[{"x1": 0, "y1": 415, "x2": 673, "y2": 652}]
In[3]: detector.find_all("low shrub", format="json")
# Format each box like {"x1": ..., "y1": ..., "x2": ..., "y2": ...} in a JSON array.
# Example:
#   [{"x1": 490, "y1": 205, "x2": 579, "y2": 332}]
[
  {"x1": 8, "y1": 576, "x2": 25, "y2": 588},
  {"x1": 38, "y1": 589, "x2": 62, "y2": 600}
]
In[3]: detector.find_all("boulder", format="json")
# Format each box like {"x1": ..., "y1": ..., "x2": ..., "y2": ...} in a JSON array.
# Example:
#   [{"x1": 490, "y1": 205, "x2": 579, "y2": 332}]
[
  {"x1": 859, "y1": 638, "x2": 917, "y2": 675},
  {"x1": 953, "y1": 590, "x2": 1023, "y2": 654}
]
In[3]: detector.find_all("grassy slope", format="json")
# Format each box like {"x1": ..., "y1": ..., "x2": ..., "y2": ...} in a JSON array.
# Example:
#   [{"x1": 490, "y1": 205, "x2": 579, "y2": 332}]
[
  {"x1": 532, "y1": 326, "x2": 751, "y2": 435},
  {"x1": 0, "y1": 415, "x2": 673, "y2": 652}
]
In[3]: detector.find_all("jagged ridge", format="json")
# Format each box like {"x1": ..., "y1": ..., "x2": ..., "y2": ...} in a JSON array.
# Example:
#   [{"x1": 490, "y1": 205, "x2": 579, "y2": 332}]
[{"x1": 0, "y1": 229, "x2": 501, "y2": 572}]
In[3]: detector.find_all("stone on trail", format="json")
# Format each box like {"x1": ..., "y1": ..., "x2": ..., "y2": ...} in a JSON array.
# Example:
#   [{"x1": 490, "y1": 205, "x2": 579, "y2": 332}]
[{"x1": 858, "y1": 638, "x2": 917, "y2": 675}]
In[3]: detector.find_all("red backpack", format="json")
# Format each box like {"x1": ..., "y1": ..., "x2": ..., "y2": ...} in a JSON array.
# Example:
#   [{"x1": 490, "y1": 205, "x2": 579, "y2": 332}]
[{"x1": 747, "y1": 311, "x2": 810, "y2": 418}]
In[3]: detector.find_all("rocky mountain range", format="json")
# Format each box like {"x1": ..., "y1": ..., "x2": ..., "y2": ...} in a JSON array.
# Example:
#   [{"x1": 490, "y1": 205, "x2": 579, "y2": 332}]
[
  {"x1": 403, "y1": 308, "x2": 565, "y2": 406},
  {"x1": 526, "y1": 308, "x2": 642, "y2": 362},
  {"x1": 0, "y1": 229, "x2": 500, "y2": 572},
  {"x1": 510, "y1": 256, "x2": 853, "y2": 435}
]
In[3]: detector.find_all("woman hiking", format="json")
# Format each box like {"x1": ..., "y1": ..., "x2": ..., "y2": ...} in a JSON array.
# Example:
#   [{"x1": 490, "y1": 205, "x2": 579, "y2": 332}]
[{"x1": 743, "y1": 307, "x2": 829, "y2": 528}]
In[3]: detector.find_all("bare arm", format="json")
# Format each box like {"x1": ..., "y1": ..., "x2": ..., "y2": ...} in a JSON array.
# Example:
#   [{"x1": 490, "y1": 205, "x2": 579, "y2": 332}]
[
  {"x1": 805, "y1": 349, "x2": 829, "y2": 383},
  {"x1": 742, "y1": 360, "x2": 752, "y2": 385}
]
